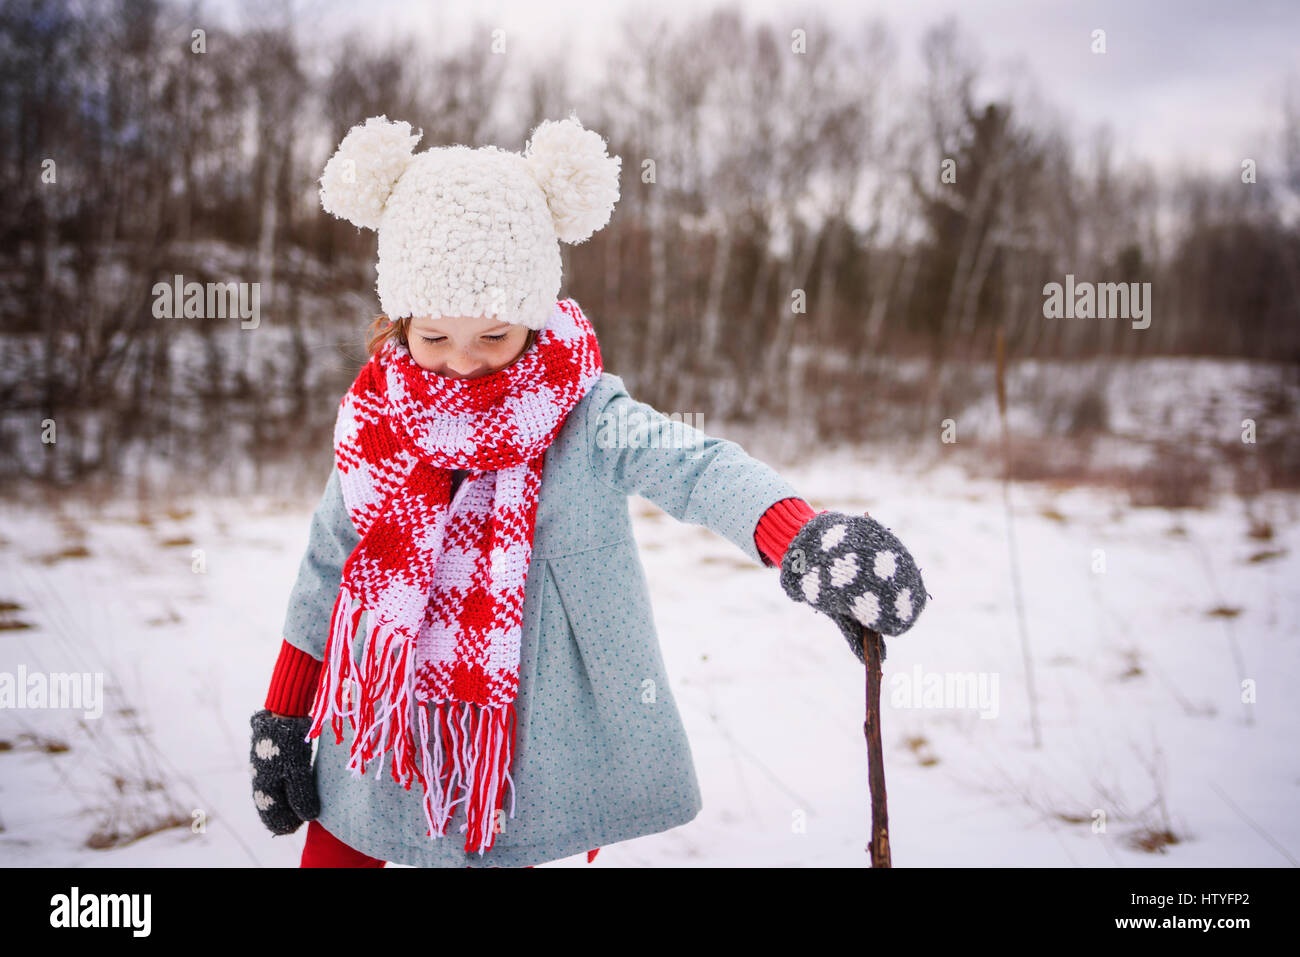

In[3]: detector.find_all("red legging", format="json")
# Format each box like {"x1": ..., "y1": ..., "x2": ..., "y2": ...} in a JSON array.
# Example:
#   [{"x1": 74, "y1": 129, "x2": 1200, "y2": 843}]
[
  {"x1": 301, "y1": 820, "x2": 386, "y2": 867},
  {"x1": 300, "y1": 819, "x2": 600, "y2": 867}
]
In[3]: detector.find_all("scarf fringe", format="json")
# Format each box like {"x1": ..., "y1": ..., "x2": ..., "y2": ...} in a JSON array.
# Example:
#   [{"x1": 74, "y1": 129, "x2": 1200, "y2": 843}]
[
  {"x1": 307, "y1": 582, "x2": 519, "y2": 855},
  {"x1": 416, "y1": 697, "x2": 518, "y2": 854}
]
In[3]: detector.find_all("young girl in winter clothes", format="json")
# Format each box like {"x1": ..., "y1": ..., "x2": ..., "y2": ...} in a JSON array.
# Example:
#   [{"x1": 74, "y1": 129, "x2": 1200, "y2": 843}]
[{"x1": 249, "y1": 114, "x2": 928, "y2": 868}]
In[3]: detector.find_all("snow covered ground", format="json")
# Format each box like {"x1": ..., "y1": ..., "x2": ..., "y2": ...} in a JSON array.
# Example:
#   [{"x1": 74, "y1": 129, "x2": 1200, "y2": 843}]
[{"x1": 1, "y1": 451, "x2": 1297, "y2": 867}]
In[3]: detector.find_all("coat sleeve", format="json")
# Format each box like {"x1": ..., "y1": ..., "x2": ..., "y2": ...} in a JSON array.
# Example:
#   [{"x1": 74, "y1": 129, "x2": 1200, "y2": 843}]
[
  {"x1": 585, "y1": 373, "x2": 804, "y2": 566},
  {"x1": 281, "y1": 466, "x2": 360, "y2": 661}
]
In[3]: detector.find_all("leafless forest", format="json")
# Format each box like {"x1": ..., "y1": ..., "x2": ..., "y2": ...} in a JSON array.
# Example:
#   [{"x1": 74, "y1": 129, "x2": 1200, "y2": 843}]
[{"x1": 1, "y1": 0, "x2": 1297, "y2": 502}]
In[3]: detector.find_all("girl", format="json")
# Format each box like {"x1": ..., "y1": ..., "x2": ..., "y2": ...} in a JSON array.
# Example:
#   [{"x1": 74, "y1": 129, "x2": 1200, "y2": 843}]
[{"x1": 248, "y1": 114, "x2": 928, "y2": 868}]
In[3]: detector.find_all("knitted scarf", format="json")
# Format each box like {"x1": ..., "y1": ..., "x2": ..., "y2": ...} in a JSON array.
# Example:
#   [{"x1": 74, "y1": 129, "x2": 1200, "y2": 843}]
[{"x1": 306, "y1": 298, "x2": 603, "y2": 854}]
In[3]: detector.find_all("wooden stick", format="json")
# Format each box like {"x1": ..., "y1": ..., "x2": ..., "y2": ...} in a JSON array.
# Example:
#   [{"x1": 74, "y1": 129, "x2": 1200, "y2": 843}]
[
  {"x1": 856, "y1": 504, "x2": 891, "y2": 868},
  {"x1": 862, "y1": 623, "x2": 890, "y2": 867}
]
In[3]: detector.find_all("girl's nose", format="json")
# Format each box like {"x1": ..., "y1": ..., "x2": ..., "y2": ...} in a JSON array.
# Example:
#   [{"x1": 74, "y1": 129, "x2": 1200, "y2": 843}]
[{"x1": 444, "y1": 354, "x2": 482, "y2": 378}]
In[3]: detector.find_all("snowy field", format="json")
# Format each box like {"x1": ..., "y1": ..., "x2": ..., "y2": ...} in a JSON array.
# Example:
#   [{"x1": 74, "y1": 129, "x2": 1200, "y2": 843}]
[{"x1": 1, "y1": 450, "x2": 1297, "y2": 868}]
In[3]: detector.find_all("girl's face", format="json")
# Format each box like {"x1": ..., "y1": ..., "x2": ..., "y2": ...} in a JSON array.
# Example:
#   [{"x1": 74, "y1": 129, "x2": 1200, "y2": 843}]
[{"x1": 406, "y1": 314, "x2": 532, "y2": 378}]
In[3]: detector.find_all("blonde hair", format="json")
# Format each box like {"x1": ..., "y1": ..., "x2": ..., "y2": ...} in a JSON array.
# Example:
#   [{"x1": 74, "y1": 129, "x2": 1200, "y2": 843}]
[{"x1": 366, "y1": 316, "x2": 538, "y2": 360}]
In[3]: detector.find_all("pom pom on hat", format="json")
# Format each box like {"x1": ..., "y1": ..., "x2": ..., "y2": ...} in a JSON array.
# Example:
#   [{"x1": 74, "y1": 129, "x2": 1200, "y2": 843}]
[
  {"x1": 523, "y1": 112, "x2": 622, "y2": 244},
  {"x1": 317, "y1": 111, "x2": 621, "y2": 327},
  {"x1": 319, "y1": 116, "x2": 422, "y2": 230}
]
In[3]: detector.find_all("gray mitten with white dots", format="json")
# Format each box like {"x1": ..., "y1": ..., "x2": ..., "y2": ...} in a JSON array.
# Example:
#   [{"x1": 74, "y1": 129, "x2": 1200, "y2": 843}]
[
  {"x1": 779, "y1": 511, "x2": 928, "y2": 665},
  {"x1": 249, "y1": 709, "x2": 321, "y2": 835}
]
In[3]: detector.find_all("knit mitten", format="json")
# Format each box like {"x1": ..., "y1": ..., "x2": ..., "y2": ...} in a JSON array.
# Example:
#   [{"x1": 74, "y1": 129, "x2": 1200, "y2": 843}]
[
  {"x1": 779, "y1": 511, "x2": 928, "y2": 665},
  {"x1": 249, "y1": 709, "x2": 321, "y2": 835}
]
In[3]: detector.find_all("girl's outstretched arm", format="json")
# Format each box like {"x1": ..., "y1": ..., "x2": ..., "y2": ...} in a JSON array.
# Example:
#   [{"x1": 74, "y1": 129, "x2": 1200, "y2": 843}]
[{"x1": 585, "y1": 373, "x2": 810, "y2": 567}]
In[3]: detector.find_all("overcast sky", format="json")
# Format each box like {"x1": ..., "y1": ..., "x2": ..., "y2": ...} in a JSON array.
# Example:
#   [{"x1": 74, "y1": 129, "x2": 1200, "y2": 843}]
[{"x1": 235, "y1": 0, "x2": 1299, "y2": 177}]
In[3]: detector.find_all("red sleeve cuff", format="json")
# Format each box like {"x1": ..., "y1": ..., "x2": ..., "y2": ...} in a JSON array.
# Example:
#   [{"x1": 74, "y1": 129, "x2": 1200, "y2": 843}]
[
  {"x1": 754, "y1": 497, "x2": 819, "y2": 567},
  {"x1": 264, "y1": 640, "x2": 324, "y2": 717}
]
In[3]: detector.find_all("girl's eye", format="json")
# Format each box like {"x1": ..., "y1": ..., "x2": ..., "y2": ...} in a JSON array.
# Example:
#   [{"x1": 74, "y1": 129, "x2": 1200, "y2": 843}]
[{"x1": 419, "y1": 334, "x2": 509, "y2": 344}]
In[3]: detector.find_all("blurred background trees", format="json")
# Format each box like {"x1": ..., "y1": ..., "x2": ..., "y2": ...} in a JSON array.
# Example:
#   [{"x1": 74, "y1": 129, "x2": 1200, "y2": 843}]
[{"x1": 1, "y1": 0, "x2": 1296, "y2": 498}]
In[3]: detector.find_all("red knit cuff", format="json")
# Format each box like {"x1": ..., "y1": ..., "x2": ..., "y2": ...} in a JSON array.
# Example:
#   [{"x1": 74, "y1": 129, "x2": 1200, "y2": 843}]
[
  {"x1": 754, "y1": 497, "x2": 819, "y2": 567},
  {"x1": 264, "y1": 640, "x2": 324, "y2": 717}
]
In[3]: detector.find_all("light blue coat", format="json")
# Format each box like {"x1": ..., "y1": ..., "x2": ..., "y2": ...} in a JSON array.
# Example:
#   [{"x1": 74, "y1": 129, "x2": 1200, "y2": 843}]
[{"x1": 279, "y1": 371, "x2": 803, "y2": 866}]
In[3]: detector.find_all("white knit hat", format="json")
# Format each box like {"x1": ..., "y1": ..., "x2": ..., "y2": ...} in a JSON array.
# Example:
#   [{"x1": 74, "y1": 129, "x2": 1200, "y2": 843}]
[{"x1": 318, "y1": 112, "x2": 621, "y2": 330}]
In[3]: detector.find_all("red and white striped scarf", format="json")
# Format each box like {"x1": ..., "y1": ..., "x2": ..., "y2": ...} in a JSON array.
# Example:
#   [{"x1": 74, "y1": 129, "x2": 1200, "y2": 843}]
[{"x1": 307, "y1": 298, "x2": 603, "y2": 854}]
